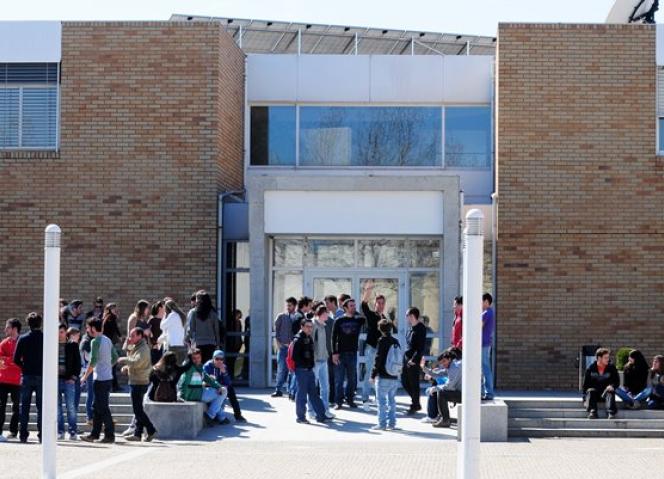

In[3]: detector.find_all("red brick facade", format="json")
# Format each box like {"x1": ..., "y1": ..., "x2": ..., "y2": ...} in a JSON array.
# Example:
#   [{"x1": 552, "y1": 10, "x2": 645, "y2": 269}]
[
  {"x1": 496, "y1": 24, "x2": 664, "y2": 389},
  {"x1": 0, "y1": 22, "x2": 244, "y2": 326}
]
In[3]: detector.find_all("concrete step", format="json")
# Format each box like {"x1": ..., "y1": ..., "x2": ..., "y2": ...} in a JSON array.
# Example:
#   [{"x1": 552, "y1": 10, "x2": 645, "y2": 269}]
[
  {"x1": 509, "y1": 407, "x2": 664, "y2": 420},
  {"x1": 510, "y1": 417, "x2": 664, "y2": 430},
  {"x1": 20, "y1": 421, "x2": 134, "y2": 433},
  {"x1": 509, "y1": 427, "x2": 664, "y2": 438},
  {"x1": 6, "y1": 404, "x2": 135, "y2": 415},
  {"x1": 23, "y1": 412, "x2": 134, "y2": 423},
  {"x1": 503, "y1": 399, "x2": 585, "y2": 409}
]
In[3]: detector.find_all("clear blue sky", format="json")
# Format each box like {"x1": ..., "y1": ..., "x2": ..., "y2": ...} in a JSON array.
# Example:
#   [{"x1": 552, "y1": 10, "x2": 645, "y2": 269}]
[{"x1": 2, "y1": 0, "x2": 655, "y2": 36}]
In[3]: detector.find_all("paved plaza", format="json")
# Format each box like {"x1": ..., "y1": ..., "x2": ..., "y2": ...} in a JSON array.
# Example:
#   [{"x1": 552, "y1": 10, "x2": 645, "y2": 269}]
[{"x1": 2, "y1": 390, "x2": 664, "y2": 478}]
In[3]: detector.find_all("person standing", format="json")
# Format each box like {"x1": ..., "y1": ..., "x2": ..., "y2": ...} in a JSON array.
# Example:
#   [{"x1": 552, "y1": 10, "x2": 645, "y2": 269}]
[
  {"x1": 57, "y1": 323, "x2": 81, "y2": 440},
  {"x1": 481, "y1": 293, "x2": 495, "y2": 400},
  {"x1": 292, "y1": 319, "x2": 327, "y2": 424},
  {"x1": 0, "y1": 318, "x2": 22, "y2": 441},
  {"x1": 159, "y1": 300, "x2": 188, "y2": 364},
  {"x1": 14, "y1": 312, "x2": 43, "y2": 443},
  {"x1": 370, "y1": 319, "x2": 401, "y2": 431},
  {"x1": 451, "y1": 296, "x2": 463, "y2": 351},
  {"x1": 88, "y1": 297, "x2": 104, "y2": 320},
  {"x1": 402, "y1": 307, "x2": 426, "y2": 415},
  {"x1": 81, "y1": 318, "x2": 118, "y2": 443},
  {"x1": 102, "y1": 304, "x2": 123, "y2": 392},
  {"x1": 79, "y1": 321, "x2": 95, "y2": 425},
  {"x1": 124, "y1": 300, "x2": 150, "y2": 351},
  {"x1": 331, "y1": 298, "x2": 365, "y2": 410},
  {"x1": 185, "y1": 291, "x2": 221, "y2": 363},
  {"x1": 583, "y1": 348, "x2": 619, "y2": 419},
  {"x1": 323, "y1": 295, "x2": 338, "y2": 405},
  {"x1": 271, "y1": 297, "x2": 296, "y2": 398},
  {"x1": 308, "y1": 305, "x2": 334, "y2": 419},
  {"x1": 361, "y1": 282, "x2": 389, "y2": 410},
  {"x1": 147, "y1": 301, "x2": 165, "y2": 365},
  {"x1": 225, "y1": 309, "x2": 244, "y2": 379},
  {"x1": 63, "y1": 300, "x2": 85, "y2": 330},
  {"x1": 118, "y1": 328, "x2": 157, "y2": 441}
]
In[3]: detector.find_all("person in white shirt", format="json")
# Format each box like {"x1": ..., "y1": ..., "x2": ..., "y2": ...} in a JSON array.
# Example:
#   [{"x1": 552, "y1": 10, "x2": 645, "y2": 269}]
[{"x1": 158, "y1": 300, "x2": 187, "y2": 364}]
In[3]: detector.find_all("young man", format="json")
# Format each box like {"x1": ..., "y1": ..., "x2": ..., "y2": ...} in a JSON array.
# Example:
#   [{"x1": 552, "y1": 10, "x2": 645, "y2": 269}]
[
  {"x1": 481, "y1": 293, "x2": 495, "y2": 400},
  {"x1": 14, "y1": 312, "x2": 44, "y2": 443},
  {"x1": 88, "y1": 297, "x2": 104, "y2": 320},
  {"x1": 432, "y1": 350, "x2": 462, "y2": 428},
  {"x1": 360, "y1": 282, "x2": 389, "y2": 410},
  {"x1": 272, "y1": 297, "x2": 297, "y2": 398},
  {"x1": 336, "y1": 294, "x2": 350, "y2": 319},
  {"x1": 203, "y1": 349, "x2": 247, "y2": 423},
  {"x1": 451, "y1": 296, "x2": 463, "y2": 351},
  {"x1": 178, "y1": 348, "x2": 228, "y2": 426},
  {"x1": 370, "y1": 319, "x2": 401, "y2": 431},
  {"x1": 402, "y1": 307, "x2": 426, "y2": 415},
  {"x1": 118, "y1": 328, "x2": 157, "y2": 441},
  {"x1": 331, "y1": 298, "x2": 365, "y2": 409},
  {"x1": 81, "y1": 318, "x2": 118, "y2": 443},
  {"x1": 0, "y1": 318, "x2": 22, "y2": 441},
  {"x1": 292, "y1": 296, "x2": 313, "y2": 336},
  {"x1": 583, "y1": 348, "x2": 619, "y2": 419},
  {"x1": 79, "y1": 321, "x2": 95, "y2": 425},
  {"x1": 64, "y1": 300, "x2": 85, "y2": 330},
  {"x1": 57, "y1": 323, "x2": 81, "y2": 440},
  {"x1": 307, "y1": 305, "x2": 334, "y2": 419},
  {"x1": 323, "y1": 295, "x2": 339, "y2": 404},
  {"x1": 293, "y1": 319, "x2": 327, "y2": 424}
]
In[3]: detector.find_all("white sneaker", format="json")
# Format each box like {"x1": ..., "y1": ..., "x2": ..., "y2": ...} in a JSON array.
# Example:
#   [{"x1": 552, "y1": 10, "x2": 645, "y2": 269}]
[
  {"x1": 362, "y1": 402, "x2": 371, "y2": 412},
  {"x1": 421, "y1": 417, "x2": 437, "y2": 424},
  {"x1": 325, "y1": 411, "x2": 336, "y2": 419},
  {"x1": 121, "y1": 428, "x2": 135, "y2": 437},
  {"x1": 0, "y1": 435, "x2": 7, "y2": 442},
  {"x1": 57, "y1": 433, "x2": 65, "y2": 440}
]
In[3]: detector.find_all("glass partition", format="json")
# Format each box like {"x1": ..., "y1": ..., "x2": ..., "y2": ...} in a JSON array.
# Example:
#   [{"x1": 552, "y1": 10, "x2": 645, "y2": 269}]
[
  {"x1": 250, "y1": 106, "x2": 296, "y2": 166},
  {"x1": 444, "y1": 106, "x2": 492, "y2": 168}
]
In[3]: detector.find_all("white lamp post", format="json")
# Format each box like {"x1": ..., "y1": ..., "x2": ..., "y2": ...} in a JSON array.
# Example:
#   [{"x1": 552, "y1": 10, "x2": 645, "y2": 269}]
[
  {"x1": 458, "y1": 209, "x2": 484, "y2": 479},
  {"x1": 43, "y1": 224, "x2": 61, "y2": 479}
]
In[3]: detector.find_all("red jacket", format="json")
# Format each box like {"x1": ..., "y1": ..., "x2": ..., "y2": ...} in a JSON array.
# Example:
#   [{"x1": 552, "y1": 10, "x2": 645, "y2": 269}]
[
  {"x1": 451, "y1": 310, "x2": 463, "y2": 350},
  {"x1": 0, "y1": 337, "x2": 21, "y2": 385}
]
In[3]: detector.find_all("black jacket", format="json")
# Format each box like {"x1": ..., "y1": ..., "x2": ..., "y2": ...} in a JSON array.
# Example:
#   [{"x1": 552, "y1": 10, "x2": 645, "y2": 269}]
[
  {"x1": 583, "y1": 362, "x2": 620, "y2": 394},
  {"x1": 292, "y1": 331, "x2": 315, "y2": 369},
  {"x1": 371, "y1": 334, "x2": 400, "y2": 380},
  {"x1": 332, "y1": 315, "x2": 365, "y2": 354},
  {"x1": 404, "y1": 322, "x2": 426, "y2": 364},
  {"x1": 623, "y1": 363, "x2": 649, "y2": 395},
  {"x1": 59, "y1": 342, "x2": 82, "y2": 380},
  {"x1": 14, "y1": 330, "x2": 43, "y2": 376},
  {"x1": 361, "y1": 302, "x2": 387, "y2": 349}
]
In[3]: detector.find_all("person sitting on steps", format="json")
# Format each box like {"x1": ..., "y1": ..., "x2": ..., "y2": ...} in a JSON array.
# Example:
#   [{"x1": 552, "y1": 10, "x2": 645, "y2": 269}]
[{"x1": 583, "y1": 347, "x2": 619, "y2": 419}]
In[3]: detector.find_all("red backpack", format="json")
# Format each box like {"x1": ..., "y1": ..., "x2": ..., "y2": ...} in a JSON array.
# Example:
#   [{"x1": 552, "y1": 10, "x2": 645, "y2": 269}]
[{"x1": 286, "y1": 341, "x2": 296, "y2": 372}]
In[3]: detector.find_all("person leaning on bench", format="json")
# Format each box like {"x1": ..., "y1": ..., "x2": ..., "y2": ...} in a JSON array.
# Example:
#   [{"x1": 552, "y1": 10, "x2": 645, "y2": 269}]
[{"x1": 583, "y1": 347, "x2": 619, "y2": 419}]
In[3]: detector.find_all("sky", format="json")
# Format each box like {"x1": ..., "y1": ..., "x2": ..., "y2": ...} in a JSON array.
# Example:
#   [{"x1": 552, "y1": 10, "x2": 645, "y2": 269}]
[{"x1": 1, "y1": 0, "x2": 651, "y2": 37}]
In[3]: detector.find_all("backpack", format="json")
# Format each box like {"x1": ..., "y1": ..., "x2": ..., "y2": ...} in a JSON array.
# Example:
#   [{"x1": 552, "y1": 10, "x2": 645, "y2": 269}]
[
  {"x1": 385, "y1": 340, "x2": 403, "y2": 377},
  {"x1": 286, "y1": 341, "x2": 296, "y2": 373}
]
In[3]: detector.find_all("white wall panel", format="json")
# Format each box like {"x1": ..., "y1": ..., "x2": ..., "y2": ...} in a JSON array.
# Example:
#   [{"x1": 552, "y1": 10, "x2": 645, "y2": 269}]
[
  {"x1": 297, "y1": 55, "x2": 371, "y2": 102},
  {"x1": 370, "y1": 55, "x2": 444, "y2": 102},
  {"x1": 264, "y1": 190, "x2": 444, "y2": 234},
  {"x1": 247, "y1": 54, "x2": 297, "y2": 102},
  {"x1": 657, "y1": 24, "x2": 664, "y2": 66},
  {"x1": 0, "y1": 22, "x2": 61, "y2": 63},
  {"x1": 443, "y1": 55, "x2": 493, "y2": 104}
]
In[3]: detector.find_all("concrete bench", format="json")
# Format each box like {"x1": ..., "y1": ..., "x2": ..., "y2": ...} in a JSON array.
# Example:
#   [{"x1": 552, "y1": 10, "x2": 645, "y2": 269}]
[
  {"x1": 453, "y1": 399, "x2": 509, "y2": 442},
  {"x1": 144, "y1": 400, "x2": 207, "y2": 439}
]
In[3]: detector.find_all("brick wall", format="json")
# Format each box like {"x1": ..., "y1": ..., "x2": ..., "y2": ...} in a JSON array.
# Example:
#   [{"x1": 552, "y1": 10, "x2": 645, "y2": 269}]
[
  {"x1": 496, "y1": 24, "x2": 664, "y2": 389},
  {"x1": 0, "y1": 22, "x2": 244, "y2": 328}
]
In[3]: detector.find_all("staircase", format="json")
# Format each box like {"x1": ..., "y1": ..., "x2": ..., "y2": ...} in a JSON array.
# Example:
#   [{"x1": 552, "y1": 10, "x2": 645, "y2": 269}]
[
  {"x1": 505, "y1": 395, "x2": 664, "y2": 438},
  {"x1": 4, "y1": 393, "x2": 133, "y2": 434}
]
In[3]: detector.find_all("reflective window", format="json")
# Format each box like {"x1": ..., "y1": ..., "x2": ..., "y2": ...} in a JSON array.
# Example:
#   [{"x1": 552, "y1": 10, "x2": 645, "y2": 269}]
[
  {"x1": 272, "y1": 271, "x2": 303, "y2": 315},
  {"x1": 659, "y1": 118, "x2": 664, "y2": 153},
  {"x1": 409, "y1": 272, "x2": 440, "y2": 356},
  {"x1": 273, "y1": 239, "x2": 304, "y2": 267},
  {"x1": 445, "y1": 106, "x2": 491, "y2": 168},
  {"x1": 306, "y1": 239, "x2": 355, "y2": 268},
  {"x1": 250, "y1": 106, "x2": 296, "y2": 165},
  {"x1": 299, "y1": 106, "x2": 442, "y2": 167},
  {"x1": 358, "y1": 240, "x2": 408, "y2": 268},
  {"x1": 410, "y1": 239, "x2": 441, "y2": 268}
]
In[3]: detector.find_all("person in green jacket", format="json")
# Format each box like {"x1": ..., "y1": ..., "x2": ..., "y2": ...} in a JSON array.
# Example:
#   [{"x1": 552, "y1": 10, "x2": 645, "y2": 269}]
[
  {"x1": 178, "y1": 348, "x2": 228, "y2": 425},
  {"x1": 118, "y1": 328, "x2": 156, "y2": 441}
]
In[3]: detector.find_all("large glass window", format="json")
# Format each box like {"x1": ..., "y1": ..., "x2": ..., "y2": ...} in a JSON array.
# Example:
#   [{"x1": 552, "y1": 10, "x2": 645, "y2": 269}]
[
  {"x1": 409, "y1": 272, "x2": 440, "y2": 356},
  {"x1": 299, "y1": 106, "x2": 442, "y2": 167},
  {"x1": 445, "y1": 106, "x2": 491, "y2": 168},
  {"x1": 306, "y1": 239, "x2": 355, "y2": 268},
  {"x1": 250, "y1": 106, "x2": 296, "y2": 165},
  {"x1": 659, "y1": 118, "x2": 664, "y2": 154}
]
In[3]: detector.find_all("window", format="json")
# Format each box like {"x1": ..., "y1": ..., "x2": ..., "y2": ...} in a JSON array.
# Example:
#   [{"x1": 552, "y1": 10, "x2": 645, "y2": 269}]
[
  {"x1": 659, "y1": 118, "x2": 664, "y2": 154},
  {"x1": 300, "y1": 106, "x2": 442, "y2": 167},
  {"x1": 0, "y1": 63, "x2": 59, "y2": 149},
  {"x1": 250, "y1": 106, "x2": 296, "y2": 165},
  {"x1": 444, "y1": 106, "x2": 491, "y2": 168}
]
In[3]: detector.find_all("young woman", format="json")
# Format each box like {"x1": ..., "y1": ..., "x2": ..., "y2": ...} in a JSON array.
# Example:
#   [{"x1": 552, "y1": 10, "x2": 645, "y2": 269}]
[
  {"x1": 124, "y1": 300, "x2": 150, "y2": 351},
  {"x1": 159, "y1": 300, "x2": 188, "y2": 365},
  {"x1": 66, "y1": 327, "x2": 82, "y2": 413},
  {"x1": 632, "y1": 355, "x2": 664, "y2": 410},
  {"x1": 370, "y1": 319, "x2": 401, "y2": 431},
  {"x1": 102, "y1": 304, "x2": 123, "y2": 392},
  {"x1": 185, "y1": 291, "x2": 221, "y2": 363},
  {"x1": 150, "y1": 352, "x2": 184, "y2": 402},
  {"x1": 615, "y1": 350, "x2": 649, "y2": 408},
  {"x1": 147, "y1": 301, "x2": 164, "y2": 365}
]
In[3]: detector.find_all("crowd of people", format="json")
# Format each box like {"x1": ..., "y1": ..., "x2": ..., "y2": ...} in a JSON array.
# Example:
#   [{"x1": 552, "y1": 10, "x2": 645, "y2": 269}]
[
  {"x1": 0, "y1": 290, "x2": 246, "y2": 444},
  {"x1": 271, "y1": 289, "x2": 496, "y2": 430}
]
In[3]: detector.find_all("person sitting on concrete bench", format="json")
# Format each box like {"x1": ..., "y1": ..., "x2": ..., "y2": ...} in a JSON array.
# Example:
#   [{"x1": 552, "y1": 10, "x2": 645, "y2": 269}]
[
  {"x1": 150, "y1": 351, "x2": 184, "y2": 402},
  {"x1": 421, "y1": 350, "x2": 452, "y2": 424},
  {"x1": 583, "y1": 347, "x2": 619, "y2": 419},
  {"x1": 431, "y1": 349, "x2": 462, "y2": 428},
  {"x1": 178, "y1": 348, "x2": 229, "y2": 426},
  {"x1": 629, "y1": 355, "x2": 664, "y2": 410},
  {"x1": 614, "y1": 349, "x2": 649, "y2": 409},
  {"x1": 203, "y1": 349, "x2": 247, "y2": 423}
]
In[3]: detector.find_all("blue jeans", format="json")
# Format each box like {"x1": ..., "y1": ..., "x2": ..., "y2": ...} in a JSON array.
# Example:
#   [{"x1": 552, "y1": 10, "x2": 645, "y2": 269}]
[
  {"x1": 85, "y1": 375, "x2": 95, "y2": 420},
  {"x1": 361, "y1": 345, "x2": 376, "y2": 402},
  {"x1": 295, "y1": 368, "x2": 325, "y2": 421},
  {"x1": 74, "y1": 377, "x2": 81, "y2": 411},
  {"x1": 201, "y1": 387, "x2": 227, "y2": 420},
  {"x1": 57, "y1": 379, "x2": 78, "y2": 435},
  {"x1": 308, "y1": 360, "x2": 329, "y2": 414},
  {"x1": 481, "y1": 346, "x2": 494, "y2": 398},
  {"x1": 275, "y1": 345, "x2": 289, "y2": 392},
  {"x1": 376, "y1": 378, "x2": 399, "y2": 428},
  {"x1": 19, "y1": 375, "x2": 42, "y2": 441},
  {"x1": 334, "y1": 352, "x2": 358, "y2": 406}
]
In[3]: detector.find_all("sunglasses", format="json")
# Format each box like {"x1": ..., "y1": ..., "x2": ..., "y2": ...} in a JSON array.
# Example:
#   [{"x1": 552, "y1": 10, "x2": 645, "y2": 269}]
[{"x1": 214, "y1": 357, "x2": 224, "y2": 361}]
